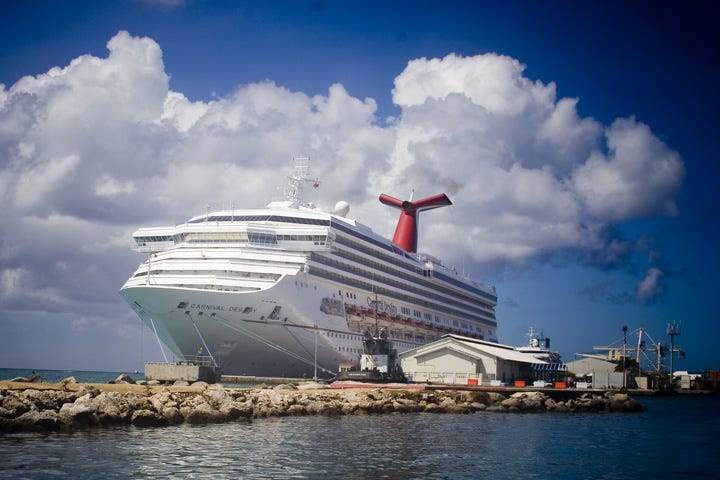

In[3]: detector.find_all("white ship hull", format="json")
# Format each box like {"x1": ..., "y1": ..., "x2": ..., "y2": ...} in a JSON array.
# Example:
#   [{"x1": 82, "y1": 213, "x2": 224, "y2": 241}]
[{"x1": 121, "y1": 272, "x2": 459, "y2": 378}]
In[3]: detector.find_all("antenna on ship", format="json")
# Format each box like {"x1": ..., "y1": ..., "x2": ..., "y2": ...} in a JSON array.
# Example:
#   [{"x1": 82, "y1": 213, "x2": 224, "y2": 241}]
[{"x1": 285, "y1": 156, "x2": 320, "y2": 206}]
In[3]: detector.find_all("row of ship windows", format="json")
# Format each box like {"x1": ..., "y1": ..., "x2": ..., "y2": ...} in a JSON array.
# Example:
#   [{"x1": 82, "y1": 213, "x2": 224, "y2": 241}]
[
  {"x1": 136, "y1": 233, "x2": 329, "y2": 246},
  {"x1": 134, "y1": 270, "x2": 281, "y2": 281},
  {"x1": 399, "y1": 305, "x2": 482, "y2": 333},
  {"x1": 332, "y1": 237, "x2": 497, "y2": 307},
  {"x1": 312, "y1": 266, "x2": 496, "y2": 329},
  {"x1": 188, "y1": 215, "x2": 331, "y2": 225},
  {"x1": 331, "y1": 219, "x2": 415, "y2": 261},
  {"x1": 332, "y1": 226, "x2": 497, "y2": 303},
  {"x1": 313, "y1": 253, "x2": 495, "y2": 320},
  {"x1": 134, "y1": 217, "x2": 496, "y2": 302},
  {"x1": 160, "y1": 284, "x2": 259, "y2": 292}
]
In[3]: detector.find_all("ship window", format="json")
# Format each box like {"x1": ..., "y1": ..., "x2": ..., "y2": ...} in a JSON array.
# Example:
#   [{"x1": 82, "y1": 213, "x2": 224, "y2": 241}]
[
  {"x1": 248, "y1": 232, "x2": 277, "y2": 245},
  {"x1": 189, "y1": 215, "x2": 331, "y2": 225}
]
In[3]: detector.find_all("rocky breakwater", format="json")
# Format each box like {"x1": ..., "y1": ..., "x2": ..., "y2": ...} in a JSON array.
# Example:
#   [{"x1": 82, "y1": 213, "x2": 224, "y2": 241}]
[{"x1": 0, "y1": 381, "x2": 644, "y2": 432}]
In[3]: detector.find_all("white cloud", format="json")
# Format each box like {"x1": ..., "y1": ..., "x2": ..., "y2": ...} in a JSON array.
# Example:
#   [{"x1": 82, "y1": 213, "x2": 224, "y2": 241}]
[
  {"x1": 378, "y1": 54, "x2": 684, "y2": 275},
  {"x1": 572, "y1": 117, "x2": 685, "y2": 221},
  {"x1": 11, "y1": 154, "x2": 80, "y2": 211},
  {"x1": 0, "y1": 36, "x2": 684, "y2": 322},
  {"x1": 392, "y1": 53, "x2": 555, "y2": 116},
  {"x1": 636, "y1": 268, "x2": 664, "y2": 302},
  {"x1": 161, "y1": 91, "x2": 209, "y2": 133},
  {"x1": 94, "y1": 175, "x2": 137, "y2": 197}
]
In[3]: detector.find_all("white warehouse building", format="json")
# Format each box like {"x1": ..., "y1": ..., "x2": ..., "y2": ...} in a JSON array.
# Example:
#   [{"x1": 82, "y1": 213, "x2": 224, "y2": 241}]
[{"x1": 399, "y1": 334, "x2": 547, "y2": 386}]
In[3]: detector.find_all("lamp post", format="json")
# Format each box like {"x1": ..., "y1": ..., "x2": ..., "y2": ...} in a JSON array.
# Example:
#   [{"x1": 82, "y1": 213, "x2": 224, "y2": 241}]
[{"x1": 622, "y1": 325, "x2": 628, "y2": 389}]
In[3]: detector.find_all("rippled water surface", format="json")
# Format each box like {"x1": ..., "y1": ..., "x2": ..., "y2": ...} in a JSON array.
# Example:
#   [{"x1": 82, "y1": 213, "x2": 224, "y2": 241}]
[{"x1": 2, "y1": 395, "x2": 719, "y2": 479}]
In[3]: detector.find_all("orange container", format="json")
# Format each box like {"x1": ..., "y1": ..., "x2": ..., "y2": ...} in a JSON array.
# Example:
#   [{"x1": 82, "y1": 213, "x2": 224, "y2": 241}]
[
  {"x1": 514, "y1": 380, "x2": 526, "y2": 387},
  {"x1": 554, "y1": 381, "x2": 567, "y2": 389},
  {"x1": 467, "y1": 378, "x2": 478, "y2": 386}
]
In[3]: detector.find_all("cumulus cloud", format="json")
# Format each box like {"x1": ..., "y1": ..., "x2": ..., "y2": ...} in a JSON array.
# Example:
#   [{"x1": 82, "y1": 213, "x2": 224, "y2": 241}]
[
  {"x1": 636, "y1": 268, "x2": 665, "y2": 303},
  {"x1": 572, "y1": 117, "x2": 685, "y2": 221},
  {"x1": 378, "y1": 53, "x2": 684, "y2": 279},
  {"x1": 0, "y1": 33, "x2": 685, "y2": 327}
]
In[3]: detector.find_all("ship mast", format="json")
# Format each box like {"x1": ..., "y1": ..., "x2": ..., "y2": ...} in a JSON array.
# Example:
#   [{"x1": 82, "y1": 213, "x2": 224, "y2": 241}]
[{"x1": 285, "y1": 157, "x2": 320, "y2": 206}]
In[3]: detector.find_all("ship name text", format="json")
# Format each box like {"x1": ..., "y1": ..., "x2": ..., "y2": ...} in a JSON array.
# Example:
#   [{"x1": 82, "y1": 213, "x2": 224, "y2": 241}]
[{"x1": 366, "y1": 297, "x2": 397, "y2": 315}]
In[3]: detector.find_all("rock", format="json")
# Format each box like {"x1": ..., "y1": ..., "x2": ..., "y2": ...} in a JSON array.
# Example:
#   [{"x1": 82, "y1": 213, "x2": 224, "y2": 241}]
[
  {"x1": 522, "y1": 400, "x2": 543, "y2": 411},
  {"x1": 162, "y1": 406, "x2": 184, "y2": 424},
  {"x1": 183, "y1": 404, "x2": 224, "y2": 424},
  {"x1": 203, "y1": 387, "x2": 231, "y2": 409},
  {"x1": 14, "y1": 410, "x2": 59, "y2": 431},
  {"x1": 625, "y1": 398, "x2": 644, "y2": 412},
  {"x1": 394, "y1": 398, "x2": 420, "y2": 411},
  {"x1": 93, "y1": 392, "x2": 134, "y2": 424},
  {"x1": 58, "y1": 402, "x2": 99, "y2": 428},
  {"x1": 423, "y1": 402, "x2": 444, "y2": 413},
  {"x1": 274, "y1": 383, "x2": 297, "y2": 390},
  {"x1": 485, "y1": 405, "x2": 506, "y2": 412},
  {"x1": 131, "y1": 409, "x2": 168, "y2": 427},
  {"x1": 2, "y1": 391, "x2": 32, "y2": 417},
  {"x1": 486, "y1": 392, "x2": 506, "y2": 404},
  {"x1": 110, "y1": 374, "x2": 136, "y2": 385},
  {"x1": 610, "y1": 392, "x2": 629, "y2": 403},
  {"x1": 0, "y1": 382, "x2": 646, "y2": 432}
]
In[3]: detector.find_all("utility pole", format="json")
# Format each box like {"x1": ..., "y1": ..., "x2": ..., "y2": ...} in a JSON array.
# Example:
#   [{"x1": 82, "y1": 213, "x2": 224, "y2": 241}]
[
  {"x1": 622, "y1": 325, "x2": 628, "y2": 389},
  {"x1": 667, "y1": 322, "x2": 681, "y2": 385}
]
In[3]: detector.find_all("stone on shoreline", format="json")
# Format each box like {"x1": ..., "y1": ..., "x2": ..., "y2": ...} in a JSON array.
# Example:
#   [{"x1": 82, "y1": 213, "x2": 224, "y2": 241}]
[{"x1": 0, "y1": 382, "x2": 645, "y2": 432}]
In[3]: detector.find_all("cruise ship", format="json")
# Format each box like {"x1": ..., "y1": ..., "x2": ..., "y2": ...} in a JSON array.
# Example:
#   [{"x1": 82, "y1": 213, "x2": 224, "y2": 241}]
[{"x1": 120, "y1": 159, "x2": 498, "y2": 378}]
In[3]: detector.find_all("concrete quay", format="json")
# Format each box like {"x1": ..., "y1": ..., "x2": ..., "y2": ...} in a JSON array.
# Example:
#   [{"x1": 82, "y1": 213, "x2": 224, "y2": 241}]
[{"x1": 1, "y1": 378, "x2": 645, "y2": 433}]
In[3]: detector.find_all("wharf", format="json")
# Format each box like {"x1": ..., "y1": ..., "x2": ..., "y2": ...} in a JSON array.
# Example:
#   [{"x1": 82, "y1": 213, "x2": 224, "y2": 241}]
[{"x1": 220, "y1": 374, "x2": 308, "y2": 385}]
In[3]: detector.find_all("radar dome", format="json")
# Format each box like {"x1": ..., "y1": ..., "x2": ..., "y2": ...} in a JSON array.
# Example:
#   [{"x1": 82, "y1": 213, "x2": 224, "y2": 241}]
[{"x1": 333, "y1": 201, "x2": 350, "y2": 217}]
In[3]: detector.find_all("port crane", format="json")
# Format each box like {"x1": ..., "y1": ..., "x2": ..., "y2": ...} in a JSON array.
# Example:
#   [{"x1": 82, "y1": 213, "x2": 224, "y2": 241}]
[{"x1": 591, "y1": 326, "x2": 685, "y2": 373}]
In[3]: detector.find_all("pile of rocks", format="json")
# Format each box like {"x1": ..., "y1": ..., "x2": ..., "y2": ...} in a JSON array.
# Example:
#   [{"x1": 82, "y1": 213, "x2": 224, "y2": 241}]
[{"x1": 0, "y1": 381, "x2": 644, "y2": 432}]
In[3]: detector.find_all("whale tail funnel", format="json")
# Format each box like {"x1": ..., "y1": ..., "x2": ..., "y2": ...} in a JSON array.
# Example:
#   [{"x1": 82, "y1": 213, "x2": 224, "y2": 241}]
[{"x1": 379, "y1": 192, "x2": 452, "y2": 253}]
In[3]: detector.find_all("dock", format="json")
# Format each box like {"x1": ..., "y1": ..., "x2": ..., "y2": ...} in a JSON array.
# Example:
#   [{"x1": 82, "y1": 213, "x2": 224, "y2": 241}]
[{"x1": 220, "y1": 374, "x2": 308, "y2": 385}]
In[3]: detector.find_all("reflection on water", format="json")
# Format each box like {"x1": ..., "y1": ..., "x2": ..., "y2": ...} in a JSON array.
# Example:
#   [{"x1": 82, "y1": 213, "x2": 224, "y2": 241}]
[{"x1": 1, "y1": 396, "x2": 719, "y2": 479}]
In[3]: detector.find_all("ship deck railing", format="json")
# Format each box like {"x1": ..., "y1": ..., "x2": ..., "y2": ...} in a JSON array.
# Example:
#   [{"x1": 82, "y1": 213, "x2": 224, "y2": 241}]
[{"x1": 178, "y1": 355, "x2": 215, "y2": 367}]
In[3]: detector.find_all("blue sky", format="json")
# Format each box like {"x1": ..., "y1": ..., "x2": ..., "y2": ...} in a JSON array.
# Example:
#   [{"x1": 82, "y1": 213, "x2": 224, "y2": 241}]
[{"x1": 1, "y1": 0, "x2": 718, "y2": 373}]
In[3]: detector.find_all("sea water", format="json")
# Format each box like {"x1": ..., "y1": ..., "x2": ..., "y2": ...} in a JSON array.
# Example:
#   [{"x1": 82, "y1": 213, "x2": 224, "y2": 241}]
[
  {"x1": 1, "y1": 370, "x2": 719, "y2": 479},
  {"x1": 0, "y1": 368, "x2": 141, "y2": 384}
]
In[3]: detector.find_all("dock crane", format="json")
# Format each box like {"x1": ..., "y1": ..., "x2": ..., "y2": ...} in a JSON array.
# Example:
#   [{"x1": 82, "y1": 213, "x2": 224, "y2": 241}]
[{"x1": 592, "y1": 327, "x2": 685, "y2": 373}]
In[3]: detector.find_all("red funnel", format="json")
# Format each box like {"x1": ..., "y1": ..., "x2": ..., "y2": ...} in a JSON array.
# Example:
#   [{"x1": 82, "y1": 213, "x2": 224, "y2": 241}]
[{"x1": 379, "y1": 193, "x2": 452, "y2": 253}]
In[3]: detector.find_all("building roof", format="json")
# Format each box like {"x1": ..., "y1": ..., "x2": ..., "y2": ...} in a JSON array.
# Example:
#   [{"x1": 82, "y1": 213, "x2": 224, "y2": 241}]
[{"x1": 400, "y1": 334, "x2": 548, "y2": 365}]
